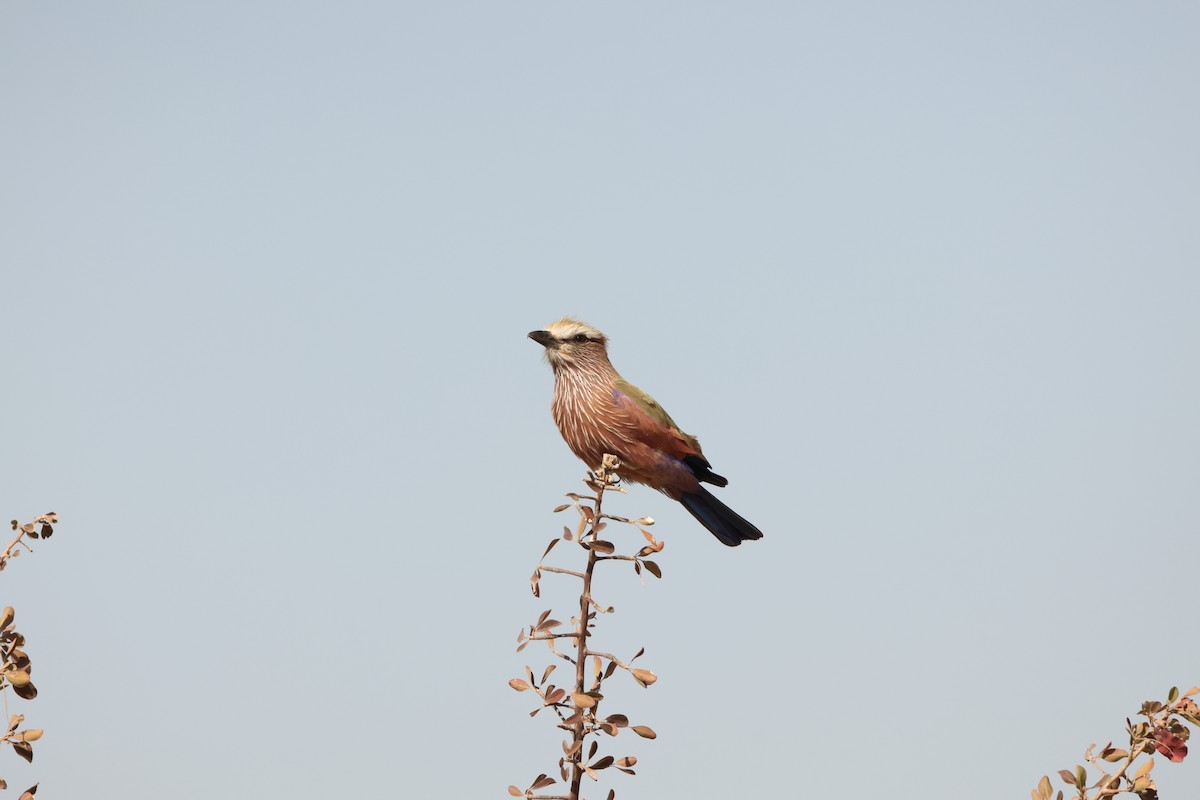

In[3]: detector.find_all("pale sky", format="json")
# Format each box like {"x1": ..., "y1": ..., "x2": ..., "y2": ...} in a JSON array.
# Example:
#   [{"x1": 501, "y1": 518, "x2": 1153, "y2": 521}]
[{"x1": 2, "y1": 2, "x2": 1198, "y2": 798}]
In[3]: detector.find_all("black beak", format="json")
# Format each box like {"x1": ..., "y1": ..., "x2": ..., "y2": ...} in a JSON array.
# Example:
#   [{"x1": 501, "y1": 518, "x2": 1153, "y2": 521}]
[{"x1": 528, "y1": 330, "x2": 556, "y2": 347}]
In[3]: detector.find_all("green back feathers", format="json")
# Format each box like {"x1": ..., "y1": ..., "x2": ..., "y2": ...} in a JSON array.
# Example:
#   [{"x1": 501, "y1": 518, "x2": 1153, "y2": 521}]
[{"x1": 614, "y1": 378, "x2": 703, "y2": 452}]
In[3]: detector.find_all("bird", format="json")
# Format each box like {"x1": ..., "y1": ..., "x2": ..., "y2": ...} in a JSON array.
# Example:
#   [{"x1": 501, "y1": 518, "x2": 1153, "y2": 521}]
[{"x1": 528, "y1": 317, "x2": 763, "y2": 547}]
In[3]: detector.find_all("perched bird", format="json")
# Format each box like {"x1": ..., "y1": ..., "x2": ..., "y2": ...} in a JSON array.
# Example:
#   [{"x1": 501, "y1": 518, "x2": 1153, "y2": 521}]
[{"x1": 528, "y1": 317, "x2": 763, "y2": 547}]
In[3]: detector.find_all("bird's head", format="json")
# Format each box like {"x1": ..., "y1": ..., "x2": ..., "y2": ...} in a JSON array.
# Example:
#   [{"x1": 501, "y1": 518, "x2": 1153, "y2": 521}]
[{"x1": 528, "y1": 317, "x2": 609, "y2": 369}]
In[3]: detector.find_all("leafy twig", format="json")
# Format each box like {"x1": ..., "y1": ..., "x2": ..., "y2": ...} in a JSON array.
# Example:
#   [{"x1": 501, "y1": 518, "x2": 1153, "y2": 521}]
[
  {"x1": 1034, "y1": 686, "x2": 1199, "y2": 800},
  {"x1": 509, "y1": 456, "x2": 660, "y2": 800}
]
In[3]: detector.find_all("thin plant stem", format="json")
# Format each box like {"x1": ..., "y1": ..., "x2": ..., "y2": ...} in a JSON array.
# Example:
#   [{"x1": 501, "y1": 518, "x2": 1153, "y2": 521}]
[{"x1": 567, "y1": 475, "x2": 606, "y2": 800}]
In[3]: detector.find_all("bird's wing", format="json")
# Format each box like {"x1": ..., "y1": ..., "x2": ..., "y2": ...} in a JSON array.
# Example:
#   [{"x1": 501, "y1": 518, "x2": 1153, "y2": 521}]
[{"x1": 612, "y1": 378, "x2": 707, "y2": 462}]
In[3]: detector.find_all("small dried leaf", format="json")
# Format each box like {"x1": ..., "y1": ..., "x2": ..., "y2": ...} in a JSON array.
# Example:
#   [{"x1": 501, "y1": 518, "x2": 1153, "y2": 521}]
[
  {"x1": 541, "y1": 665, "x2": 556, "y2": 685},
  {"x1": 642, "y1": 560, "x2": 662, "y2": 579},
  {"x1": 38, "y1": 524, "x2": 51, "y2": 539},
  {"x1": 1102, "y1": 749, "x2": 1130, "y2": 762},
  {"x1": 616, "y1": 756, "x2": 637, "y2": 768},
  {"x1": 631, "y1": 725, "x2": 657, "y2": 739},
  {"x1": 605, "y1": 714, "x2": 629, "y2": 728},
  {"x1": 507, "y1": 786, "x2": 524, "y2": 797},
  {"x1": 13, "y1": 741, "x2": 31, "y2": 763},
  {"x1": 1169, "y1": 687, "x2": 1180, "y2": 704},
  {"x1": 572, "y1": 692, "x2": 597, "y2": 709},
  {"x1": 590, "y1": 756, "x2": 614, "y2": 770},
  {"x1": 630, "y1": 668, "x2": 657, "y2": 687},
  {"x1": 536, "y1": 619, "x2": 562, "y2": 632},
  {"x1": 1057, "y1": 770, "x2": 1075, "y2": 786},
  {"x1": 531, "y1": 774, "x2": 556, "y2": 790},
  {"x1": 0, "y1": 608, "x2": 12, "y2": 630},
  {"x1": 607, "y1": 790, "x2": 615, "y2": 800},
  {"x1": 553, "y1": 504, "x2": 571, "y2": 513},
  {"x1": 546, "y1": 688, "x2": 567, "y2": 704},
  {"x1": 563, "y1": 526, "x2": 573, "y2": 541},
  {"x1": 1037, "y1": 776, "x2": 1052, "y2": 800},
  {"x1": 1133, "y1": 759, "x2": 1154, "y2": 780},
  {"x1": 590, "y1": 540, "x2": 615, "y2": 555},
  {"x1": 18, "y1": 785, "x2": 36, "y2": 800},
  {"x1": 509, "y1": 679, "x2": 532, "y2": 692},
  {"x1": 17, "y1": 730, "x2": 42, "y2": 743},
  {"x1": 20, "y1": 524, "x2": 34, "y2": 535},
  {"x1": 542, "y1": 539, "x2": 559, "y2": 559}
]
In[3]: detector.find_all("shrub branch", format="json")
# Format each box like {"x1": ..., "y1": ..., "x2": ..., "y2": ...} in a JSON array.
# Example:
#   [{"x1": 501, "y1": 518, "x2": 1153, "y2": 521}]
[{"x1": 508, "y1": 455, "x2": 662, "y2": 800}]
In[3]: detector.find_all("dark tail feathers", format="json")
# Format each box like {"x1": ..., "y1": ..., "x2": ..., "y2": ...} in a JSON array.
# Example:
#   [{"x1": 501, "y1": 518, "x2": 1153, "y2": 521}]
[
  {"x1": 678, "y1": 487, "x2": 763, "y2": 547},
  {"x1": 683, "y1": 455, "x2": 728, "y2": 487}
]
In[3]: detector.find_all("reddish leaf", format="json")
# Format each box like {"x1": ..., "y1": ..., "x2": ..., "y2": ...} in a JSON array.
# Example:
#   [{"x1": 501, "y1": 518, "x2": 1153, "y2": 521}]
[
  {"x1": 1152, "y1": 727, "x2": 1188, "y2": 762},
  {"x1": 632, "y1": 725, "x2": 657, "y2": 739},
  {"x1": 509, "y1": 679, "x2": 531, "y2": 692}
]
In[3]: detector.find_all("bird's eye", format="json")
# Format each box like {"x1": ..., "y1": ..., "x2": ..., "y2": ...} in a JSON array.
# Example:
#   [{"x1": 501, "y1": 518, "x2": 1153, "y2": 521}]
[{"x1": 572, "y1": 334, "x2": 589, "y2": 343}]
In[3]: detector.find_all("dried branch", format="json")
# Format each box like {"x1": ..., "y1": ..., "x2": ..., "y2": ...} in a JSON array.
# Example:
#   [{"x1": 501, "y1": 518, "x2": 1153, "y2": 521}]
[
  {"x1": 1033, "y1": 686, "x2": 1200, "y2": 800},
  {"x1": 0, "y1": 512, "x2": 59, "y2": 796},
  {"x1": 509, "y1": 456, "x2": 660, "y2": 800}
]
